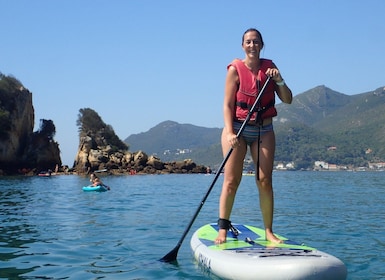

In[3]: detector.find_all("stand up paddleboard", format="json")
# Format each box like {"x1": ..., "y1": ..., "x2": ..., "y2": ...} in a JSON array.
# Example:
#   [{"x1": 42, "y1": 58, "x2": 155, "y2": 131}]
[{"x1": 191, "y1": 223, "x2": 347, "y2": 280}]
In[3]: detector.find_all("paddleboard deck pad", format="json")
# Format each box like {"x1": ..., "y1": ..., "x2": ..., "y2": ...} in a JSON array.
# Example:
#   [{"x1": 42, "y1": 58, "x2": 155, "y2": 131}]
[{"x1": 191, "y1": 223, "x2": 347, "y2": 280}]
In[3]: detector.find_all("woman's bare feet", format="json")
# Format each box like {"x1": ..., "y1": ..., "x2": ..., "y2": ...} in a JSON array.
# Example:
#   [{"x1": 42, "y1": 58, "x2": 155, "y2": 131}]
[
  {"x1": 215, "y1": 229, "x2": 227, "y2": 244},
  {"x1": 266, "y1": 230, "x2": 283, "y2": 244}
]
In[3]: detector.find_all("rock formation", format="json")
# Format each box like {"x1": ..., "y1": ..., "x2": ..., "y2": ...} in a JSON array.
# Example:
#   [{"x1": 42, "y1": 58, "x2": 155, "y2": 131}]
[
  {"x1": 0, "y1": 74, "x2": 61, "y2": 175},
  {"x1": 74, "y1": 141, "x2": 208, "y2": 175},
  {"x1": 73, "y1": 108, "x2": 209, "y2": 174},
  {"x1": 0, "y1": 74, "x2": 207, "y2": 176}
]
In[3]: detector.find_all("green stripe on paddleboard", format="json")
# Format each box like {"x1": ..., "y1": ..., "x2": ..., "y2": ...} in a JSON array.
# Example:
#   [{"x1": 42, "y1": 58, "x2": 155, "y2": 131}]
[{"x1": 197, "y1": 224, "x2": 315, "y2": 251}]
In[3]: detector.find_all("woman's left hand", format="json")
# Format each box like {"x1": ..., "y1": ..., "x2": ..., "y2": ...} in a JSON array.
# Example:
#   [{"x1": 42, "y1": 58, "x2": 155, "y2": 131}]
[{"x1": 266, "y1": 68, "x2": 283, "y2": 83}]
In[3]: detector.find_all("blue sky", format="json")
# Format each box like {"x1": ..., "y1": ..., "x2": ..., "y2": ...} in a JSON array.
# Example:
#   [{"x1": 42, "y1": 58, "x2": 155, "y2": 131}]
[{"x1": 1, "y1": 0, "x2": 384, "y2": 165}]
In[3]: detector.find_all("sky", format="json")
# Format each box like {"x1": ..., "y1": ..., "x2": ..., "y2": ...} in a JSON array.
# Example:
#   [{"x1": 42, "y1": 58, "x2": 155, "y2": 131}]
[{"x1": 1, "y1": 0, "x2": 384, "y2": 166}]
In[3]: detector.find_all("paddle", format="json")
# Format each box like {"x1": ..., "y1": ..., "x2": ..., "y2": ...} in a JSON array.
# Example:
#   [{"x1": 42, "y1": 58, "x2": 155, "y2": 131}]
[{"x1": 159, "y1": 76, "x2": 272, "y2": 263}]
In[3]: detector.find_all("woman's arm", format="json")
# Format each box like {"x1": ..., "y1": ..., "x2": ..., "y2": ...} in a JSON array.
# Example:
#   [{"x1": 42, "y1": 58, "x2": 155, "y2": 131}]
[
  {"x1": 223, "y1": 66, "x2": 239, "y2": 134},
  {"x1": 266, "y1": 63, "x2": 293, "y2": 104}
]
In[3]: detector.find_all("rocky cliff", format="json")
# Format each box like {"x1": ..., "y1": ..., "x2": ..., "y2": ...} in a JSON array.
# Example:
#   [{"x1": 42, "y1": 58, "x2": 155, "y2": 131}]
[
  {"x1": 0, "y1": 73, "x2": 207, "y2": 176},
  {"x1": 73, "y1": 108, "x2": 209, "y2": 174},
  {"x1": 0, "y1": 74, "x2": 61, "y2": 175},
  {"x1": 74, "y1": 136, "x2": 209, "y2": 174}
]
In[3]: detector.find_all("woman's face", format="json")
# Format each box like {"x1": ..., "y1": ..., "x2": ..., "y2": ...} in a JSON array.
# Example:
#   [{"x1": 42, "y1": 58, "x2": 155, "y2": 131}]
[{"x1": 242, "y1": 31, "x2": 263, "y2": 58}]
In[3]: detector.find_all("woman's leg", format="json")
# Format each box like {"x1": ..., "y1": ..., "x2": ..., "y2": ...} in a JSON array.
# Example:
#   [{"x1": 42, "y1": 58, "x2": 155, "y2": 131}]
[
  {"x1": 215, "y1": 129, "x2": 247, "y2": 244},
  {"x1": 250, "y1": 130, "x2": 282, "y2": 243}
]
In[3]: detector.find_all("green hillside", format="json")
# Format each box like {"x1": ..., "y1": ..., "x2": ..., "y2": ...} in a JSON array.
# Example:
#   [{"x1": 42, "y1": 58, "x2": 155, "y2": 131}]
[
  {"x1": 275, "y1": 85, "x2": 385, "y2": 166},
  {"x1": 124, "y1": 85, "x2": 385, "y2": 169}
]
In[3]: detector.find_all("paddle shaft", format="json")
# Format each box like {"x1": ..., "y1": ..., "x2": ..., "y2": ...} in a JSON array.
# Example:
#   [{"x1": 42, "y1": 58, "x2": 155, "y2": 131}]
[{"x1": 160, "y1": 76, "x2": 271, "y2": 263}]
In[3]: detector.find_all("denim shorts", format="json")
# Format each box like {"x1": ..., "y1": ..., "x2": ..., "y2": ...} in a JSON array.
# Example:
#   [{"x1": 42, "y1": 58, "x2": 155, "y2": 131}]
[{"x1": 233, "y1": 121, "x2": 273, "y2": 146}]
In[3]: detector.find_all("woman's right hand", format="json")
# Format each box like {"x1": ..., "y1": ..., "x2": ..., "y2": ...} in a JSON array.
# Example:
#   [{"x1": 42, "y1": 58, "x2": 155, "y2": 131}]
[{"x1": 227, "y1": 132, "x2": 239, "y2": 148}]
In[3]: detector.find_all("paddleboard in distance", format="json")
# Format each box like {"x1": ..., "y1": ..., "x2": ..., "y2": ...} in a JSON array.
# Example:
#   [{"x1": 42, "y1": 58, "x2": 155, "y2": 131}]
[{"x1": 191, "y1": 223, "x2": 347, "y2": 280}]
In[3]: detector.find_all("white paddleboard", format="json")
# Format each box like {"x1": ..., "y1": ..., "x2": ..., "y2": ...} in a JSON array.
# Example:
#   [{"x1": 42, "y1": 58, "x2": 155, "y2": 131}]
[{"x1": 191, "y1": 223, "x2": 347, "y2": 280}]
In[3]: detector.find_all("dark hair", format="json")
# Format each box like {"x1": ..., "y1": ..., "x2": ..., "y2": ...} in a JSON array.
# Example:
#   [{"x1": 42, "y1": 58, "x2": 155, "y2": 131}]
[{"x1": 242, "y1": 28, "x2": 264, "y2": 48}]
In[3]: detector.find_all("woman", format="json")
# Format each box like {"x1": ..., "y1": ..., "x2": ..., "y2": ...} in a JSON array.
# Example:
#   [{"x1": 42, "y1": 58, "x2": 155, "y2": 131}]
[
  {"x1": 216, "y1": 28, "x2": 292, "y2": 244},
  {"x1": 90, "y1": 173, "x2": 110, "y2": 190},
  {"x1": 90, "y1": 173, "x2": 103, "y2": 186}
]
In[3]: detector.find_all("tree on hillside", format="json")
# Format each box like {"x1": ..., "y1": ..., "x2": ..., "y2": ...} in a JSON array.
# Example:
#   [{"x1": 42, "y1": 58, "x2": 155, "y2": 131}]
[
  {"x1": 77, "y1": 108, "x2": 105, "y2": 135},
  {"x1": 0, "y1": 73, "x2": 24, "y2": 92},
  {"x1": 38, "y1": 119, "x2": 56, "y2": 141},
  {"x1": 76, "y1": 108, "x2": 128, "y2": 151}
]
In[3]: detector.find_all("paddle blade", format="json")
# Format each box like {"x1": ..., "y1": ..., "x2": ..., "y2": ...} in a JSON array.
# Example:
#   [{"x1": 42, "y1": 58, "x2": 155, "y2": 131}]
[{"x1": 159, "y1": 246, "x2": 179, "y2": 263}]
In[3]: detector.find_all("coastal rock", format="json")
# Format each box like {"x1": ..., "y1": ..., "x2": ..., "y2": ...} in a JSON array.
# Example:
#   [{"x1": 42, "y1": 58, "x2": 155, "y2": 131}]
[
  {"x1": 73, "y1": 140, "x2": 208, "y2": 175},
  {"x1": 0, "y1": 86, "x2": 34, "y2": 162},
  {"x1": 133, "y1": 150, "x2": 148, "y2": 165},
  {"x1": 0, "y1": 74, "x2": 61, "y2": 174},
  {"x1": 147, "y1": 155, "x2": 164, "y2": 170},
  {"x1": 73, "y1": 107, "x2": 208, "y2": 175}
]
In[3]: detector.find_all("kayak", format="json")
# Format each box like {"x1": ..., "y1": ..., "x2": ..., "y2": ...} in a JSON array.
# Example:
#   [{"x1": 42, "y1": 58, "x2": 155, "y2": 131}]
[
  {"x1": 191, "y1": 223, "x2": 347, "y2": 280},
  {"x1": 38, "y1": 171, "x2": 52, "y2": 177},
  {"x1": 82, "y1": 185, "x2": 109, "y2": 192}
]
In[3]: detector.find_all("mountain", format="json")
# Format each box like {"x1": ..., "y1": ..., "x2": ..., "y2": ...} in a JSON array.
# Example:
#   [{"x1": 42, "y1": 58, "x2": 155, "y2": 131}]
[
  {"x1": 274, "y1": 85, "x2": 385, "y2": 167},
  {"x1": 275, "y1": 85, "x2": 385, "y2": 132},
  {"x1": 125, "y1": 121, "x2": 222, "y2": 167},
  {"x1": 275, "y1": 85, "x2": 353, "y2": 127},
  {"x1": 124, "y1": 85, "x2": 385, "y2": 169}
]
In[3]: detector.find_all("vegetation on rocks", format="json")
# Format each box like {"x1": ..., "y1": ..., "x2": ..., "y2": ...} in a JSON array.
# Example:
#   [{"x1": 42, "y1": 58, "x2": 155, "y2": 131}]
[
  {"x1": 0, "y1": 73, "x2": 61, "y2": 175},
  {"x1": 73, "y1": 108, "x2": 208, "y2": 175}
]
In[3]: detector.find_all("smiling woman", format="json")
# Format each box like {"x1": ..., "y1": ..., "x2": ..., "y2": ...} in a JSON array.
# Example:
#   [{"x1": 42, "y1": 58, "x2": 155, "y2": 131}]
[{"x1": 216, "y1": 27, "x2": 293, "y2": 245}]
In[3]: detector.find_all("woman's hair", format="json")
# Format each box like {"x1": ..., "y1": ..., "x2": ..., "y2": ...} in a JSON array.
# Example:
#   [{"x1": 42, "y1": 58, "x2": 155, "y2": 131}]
[{"x1": 242, "y1": 28, "x2": 264, "y2": 48}]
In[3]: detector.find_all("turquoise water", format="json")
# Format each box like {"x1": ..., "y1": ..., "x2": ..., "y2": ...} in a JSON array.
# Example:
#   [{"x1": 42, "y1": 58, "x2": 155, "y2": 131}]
[{"x1": 0, "y1": 172, "x2": 384, "y2": 279}]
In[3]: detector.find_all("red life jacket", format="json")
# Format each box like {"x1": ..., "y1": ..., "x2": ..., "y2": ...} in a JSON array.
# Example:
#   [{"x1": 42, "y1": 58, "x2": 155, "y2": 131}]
[{"x1": 229, "y1": 58, "x2": 277, "y2": 123}]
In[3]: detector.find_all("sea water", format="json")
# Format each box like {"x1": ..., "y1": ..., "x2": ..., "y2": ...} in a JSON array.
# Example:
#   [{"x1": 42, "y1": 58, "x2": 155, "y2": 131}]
[{"x1": 0, "y1": 171, "x2": 384, "y2": 279}]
